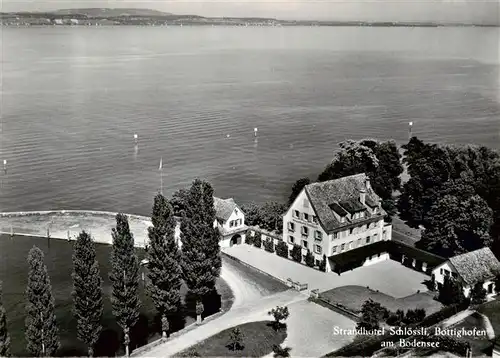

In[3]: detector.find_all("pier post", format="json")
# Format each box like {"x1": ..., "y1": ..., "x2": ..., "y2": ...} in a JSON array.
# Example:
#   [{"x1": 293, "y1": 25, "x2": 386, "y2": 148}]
[{"x1": 254, "y1": 127, "x2": 258, "y2": 137}]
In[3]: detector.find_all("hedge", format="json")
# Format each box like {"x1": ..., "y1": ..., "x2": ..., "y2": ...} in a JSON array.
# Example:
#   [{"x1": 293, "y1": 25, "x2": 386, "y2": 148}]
[
  {"x1": 276, "y1": 241, "x2": 288, "y2": 258},
  {"x1": 263, "y1": 238, "x2": 275, "y2": 253},
  {"x1": 253, "y1": 232, "x2": 262, "y2": 248}
]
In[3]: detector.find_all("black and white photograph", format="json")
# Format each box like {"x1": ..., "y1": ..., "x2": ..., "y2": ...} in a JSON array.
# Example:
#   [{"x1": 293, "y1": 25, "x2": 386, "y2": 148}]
[{"x1": 0, "y1": 0, "x2": 499, "y2": 357}]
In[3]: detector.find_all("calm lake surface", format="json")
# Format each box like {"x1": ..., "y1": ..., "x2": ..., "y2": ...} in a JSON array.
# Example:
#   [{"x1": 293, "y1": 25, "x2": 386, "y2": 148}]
[{"x1": 0, "y1": 26, "x2": 499, "y2": 215}]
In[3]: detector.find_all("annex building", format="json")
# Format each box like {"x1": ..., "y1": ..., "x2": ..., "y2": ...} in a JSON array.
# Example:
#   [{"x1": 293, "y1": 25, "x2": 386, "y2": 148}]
[
  {"x1": 282, "y1": 173, "x2": 393, "y2": 273},
  {"x1": 432, "y1": 247, "x2": 500, "y2": 298}
]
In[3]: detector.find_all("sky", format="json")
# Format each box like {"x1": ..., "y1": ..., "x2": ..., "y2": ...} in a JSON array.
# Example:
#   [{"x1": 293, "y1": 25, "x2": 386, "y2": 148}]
[{"x1": 1, "y1": 0, "x2": 499, "y2": 23}]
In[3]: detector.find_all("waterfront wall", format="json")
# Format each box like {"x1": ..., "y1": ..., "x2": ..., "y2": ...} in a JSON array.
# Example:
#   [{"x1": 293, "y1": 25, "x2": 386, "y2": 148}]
[{"x1": 0, "y1": 210, "x2": 152, "y2": 248}]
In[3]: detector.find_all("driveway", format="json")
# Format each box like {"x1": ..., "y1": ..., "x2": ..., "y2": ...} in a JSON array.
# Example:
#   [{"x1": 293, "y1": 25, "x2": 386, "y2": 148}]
[{"x1": 224, "y1": 244, "x2": 429, "y2": 297}]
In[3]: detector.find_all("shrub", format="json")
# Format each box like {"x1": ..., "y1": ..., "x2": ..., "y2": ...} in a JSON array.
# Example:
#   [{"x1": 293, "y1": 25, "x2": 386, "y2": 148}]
[
  {"x1": 273, "y1": 345, "x2": 291, "y2": 358},
  {"x1": 253, "y1": 232, "x2": 262, "y2": 248},
  {"x1": 276, "y1": 241, "x2": 289, "y2": 258},
  {"x1": 291, "y1": 245, "x2": 302, "y2": 263},
  {"x1": 227, "y1": 327, "x2": 244, "y2": 351},
  {"x1": 305, "y1": 250, "x2": 315, "y2": 267},
  {"x1": 319, "y1": 254, "x2": 327, "y2": 272},
  {"x1": 470, "y1": 282, "x2": 487, "y2": 305},
  {"x1": 263, "y1": 238, "x2": 275, "y2": 253},
  {"x1": 268, "y1": 306, "x2": 290, "y2": 331},
  {"x1": 438, "y1": 276, "x2": 466, "y2": 305},
  {"x1": 245, "y1": 232, "x2": 254, "y2": 245}
]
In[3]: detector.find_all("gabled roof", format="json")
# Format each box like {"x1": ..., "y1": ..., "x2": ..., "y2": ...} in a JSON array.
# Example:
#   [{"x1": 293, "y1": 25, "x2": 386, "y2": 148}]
[
  {"x1": 304, "y1": 173, "x2": 384, "y2": 233},
  {"x1": 213, "y1": 197, "x2": 240, "y2": 222},
  {"x1": 448, "y1": 247, "x2": 500, "y2": 286}
]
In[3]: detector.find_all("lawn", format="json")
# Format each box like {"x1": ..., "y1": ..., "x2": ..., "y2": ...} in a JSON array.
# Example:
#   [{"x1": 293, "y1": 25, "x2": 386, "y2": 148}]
[
  {"x1": 477, "y1": 298, "x2": 500, "y2": 336},
  {"x1": 0, "y1": 234, "x2": 233, "y2": 357},
  {"x1": 175, "y1": 320, "x2": 287, "y2": 357},
  {"x1": 319, "y1": 285, "x2": 442, "y2": 315},
  {"x1": 449, "y1": 312, "x2": 491, "y2": 356}
]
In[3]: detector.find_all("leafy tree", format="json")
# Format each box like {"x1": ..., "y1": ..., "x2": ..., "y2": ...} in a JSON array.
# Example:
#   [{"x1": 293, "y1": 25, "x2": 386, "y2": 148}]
[
  {"x1": 253, "y1": 232, "x2": 262, "y2": 248},
  {"x1": 109, "y1": 214, "x2": 141, "y2": 356},
  {"x1": 438, "y1": 276, "x2": 465, "y2": 305},
  {"x1": 290, "y1": 244, "x2": 302, "y2": 263},
  {"x1": 259, "y1": 202, "x2": 288, "y2": 233},
  {"x1": 305, "y1": 250, "x2": 315, "y2": 267},
  {"x1": 25, "y1": 246, "x2": 60, "y2": 357},
  {"x1": 0, "y1": 282, "x2": 11, "y2": 357},
  {"x1": 357, "y1": 299, "x2": 386, "y2": 331},
  {"x1": 273, "y1": 345, "x2": 291, "y2": 358},
  {"x1": 276, "y1": 241, "x2": 289, "y2": 258},
  {"x1": 288, "y1": 178, "x2": 310, "y2": 206},
  {"x1": 319, "y1": 254, "x2": 327, "y2": 272},
  {"x1": 318, "y1": 139, "x2": 402, "y2": 221},
  {"x1": 417, "y1": 193, "x2": 493, "y2": 257},
  {"x1": 245, "y1": 232, "x2": 254, "y2": 245},
  {"x1": 146, "y1": 193, "x2": 182, "y2": 338},
  {"x1": 240, "y1": 202, "x2": 262, "y2": 228},
  {"x1": 470, "y1": 282, "x2": 487, "y2": 305},
  {"x1": 268, "y1": 306, "x2": 289, "y2": 330},
  {"x1": 227, "y1": 327, "x2": 244, "y2": 351},
  {"x1": 263, "y1": 238, "x2": 275, "y2": 253},
  {"x1": 72, "y1": 231, "x2": 103, "y2": 357},
  {"x1": 180, "y1": 179, "x2": 222, "y2": 323}
]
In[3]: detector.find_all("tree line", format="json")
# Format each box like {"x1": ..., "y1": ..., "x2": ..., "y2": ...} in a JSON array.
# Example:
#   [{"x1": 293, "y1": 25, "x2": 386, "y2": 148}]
[{"x1": 0, "y1": 178, "x2": 221, "y2": 357}]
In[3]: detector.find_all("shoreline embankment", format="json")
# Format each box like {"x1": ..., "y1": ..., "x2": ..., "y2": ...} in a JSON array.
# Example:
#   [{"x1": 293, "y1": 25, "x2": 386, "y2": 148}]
[{"x1": 0, "y1": 210, "x2": 152, "y2": 248}]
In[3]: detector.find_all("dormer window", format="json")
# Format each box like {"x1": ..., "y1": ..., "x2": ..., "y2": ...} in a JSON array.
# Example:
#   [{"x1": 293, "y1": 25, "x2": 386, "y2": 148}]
[
  {"x1": 340, "y1": 217, "x2": 346, "y2": 223},
  {"x1": 360, "y1": 212, "x2": 365, "y2": 218}
]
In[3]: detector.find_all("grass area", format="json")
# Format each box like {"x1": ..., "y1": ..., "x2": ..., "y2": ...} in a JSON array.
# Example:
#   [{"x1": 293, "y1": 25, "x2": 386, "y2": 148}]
[
  {"x1": 449, "y1": 312, "x2": 491, "y2": 356},
  {"x1": 477, "y1": 298, "x2": 500, "y2": 335},
  {"x1": 175, "y1": 320, "x2": 287, "y2": 357},
  {"x1": 0, "y1": 234, "x2": 233, "y2": 357},
  {"x1": 320, "y1": 285, "x2": 442, "y2": 314},
  {"x1": 392, "y1": 216, "x2": 421, "y2": 241}
]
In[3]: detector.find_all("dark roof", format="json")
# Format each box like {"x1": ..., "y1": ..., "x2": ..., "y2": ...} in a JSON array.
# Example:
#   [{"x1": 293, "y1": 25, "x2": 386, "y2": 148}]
[
  {"x1": 305, "y1": 173, "x2": 384, "y2": 233},
  {"x1": 329, "y1": 203, "x2": 348, "y2": 217},
  {"x1": 339, "y1": 199, "x2": 366, "y2": 214},
  {"x1": 213, "y1": 197, "x2": 240, "y2": 222},
  {"x1": 329, "y1": 240, "x2": 446, "y2": 268},
  {"x1": 447, "y1": 247, "x2": 500, "y2": 286}
]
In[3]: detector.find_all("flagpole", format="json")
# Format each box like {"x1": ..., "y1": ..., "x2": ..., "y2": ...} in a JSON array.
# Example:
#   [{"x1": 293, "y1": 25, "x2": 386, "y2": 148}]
[{"x1": 159, "y1": 157, "x2": 163, "y2": 195}]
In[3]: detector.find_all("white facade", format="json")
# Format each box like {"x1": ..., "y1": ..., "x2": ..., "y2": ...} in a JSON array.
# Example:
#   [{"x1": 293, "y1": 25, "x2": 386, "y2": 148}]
[
  {"x1": 282, "y1": 188, "x2": 392, "y2": 272},
  {"x1": 432, "y1": 261, "x2": 497, "y2": 298},
  {"x1": 214, "y1": 207, "x2": 246, "y2": 248}
]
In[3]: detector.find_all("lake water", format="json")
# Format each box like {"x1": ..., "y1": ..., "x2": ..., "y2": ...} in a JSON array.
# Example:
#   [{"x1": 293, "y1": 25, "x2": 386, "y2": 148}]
[{"x1": 0, "y1": 26, "x2": 499, "y2": 216}]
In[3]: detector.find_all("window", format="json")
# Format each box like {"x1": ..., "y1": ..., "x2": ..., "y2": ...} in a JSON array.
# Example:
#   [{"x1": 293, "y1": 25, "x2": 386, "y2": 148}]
[
  {"x1": 440, "y1": 268, "x2": 444, "y2": 275},
  {"x1": 332, "y1": 246, "x2": 337, "y2": 254},
  {"x1": 293, "y1": 210, "x2": 300, "y2": 218},
  {"x1": 302, "y1": 226, "x2": 309, "y2": 236},
  {"x1": 373, "y1": 233, "x2": 379, "y2": 242},
  {"x1": 366, "y1": 236, "x2": 371, "y2": 244},
  {"x1": 360, "y1": 212, "x2": 365, "y2": 218},
  {"x1": 314, "y1": 245, "x2": 322, "y2": 254},
  {"x1": 229, "y1": 220, "x2": 234, "y2": 228},
  {"x1": 353, "y1": 213, "x2": 358, "y2": 219},
  {"x1": 340, "y1": 243, "x2": 345, "y2": 251},
  {"x1": 312, "y1": 216, "x2": 318, "y2": 224},
  {"x1": 234, "y1": 209, "x2": 238, "y2": 214},
  {"x1": 348, "y1": 241, "x2": 353, "y2": 249},
  {"x1": 349, "y1": 228, "x2": 354, "y2": 235},
  {"x1": 288, "y1": 236, "x2": 295, "y2": 244},
  {"x1": 304, "y1": 213, "x2": 309, "y2": 221},
  {"x1": 314, "y1": 230, "x2": 323, "y2": 240},
  {"x1": 333, "y1": 232, "x2": 338, "y2": 239},
  {"x1": 288, "y1": 222, "x2": 295, "y2": 232},
  {"x1": 340, "y1": 217, "x2": 346, "y2": 223},
  {"x1": 303, "y1": 199, "x2": 309, "y2": 208},
  {"x1": 302, "y1": 240, "x2": 308, "y2": 248},
  {"x1": 357, "y1": 238, "x2": 362, "y2": 246},
  {"x1": 383, "y1": 230, "x2": 387, "y2": 239}
]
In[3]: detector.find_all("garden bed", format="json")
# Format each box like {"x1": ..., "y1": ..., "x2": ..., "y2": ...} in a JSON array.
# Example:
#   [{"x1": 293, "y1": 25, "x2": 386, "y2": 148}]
[{"x1": 175, "y1": 320, "x2": 287, "y2": 357}]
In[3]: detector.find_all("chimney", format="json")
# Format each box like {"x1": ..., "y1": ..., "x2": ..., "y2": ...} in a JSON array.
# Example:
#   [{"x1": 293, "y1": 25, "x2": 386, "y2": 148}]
[
  {"x1": 359, "y1": 186, "x2": 366, "y2": 205},
  {"x1": 365, "y1": 178, "x2": 371, "y2": 192}
]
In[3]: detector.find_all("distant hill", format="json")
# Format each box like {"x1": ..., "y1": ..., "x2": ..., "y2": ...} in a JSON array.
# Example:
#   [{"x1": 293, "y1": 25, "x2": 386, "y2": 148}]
[{"x1": 50, "y1": 8, "x2": 173, "y2": 17}]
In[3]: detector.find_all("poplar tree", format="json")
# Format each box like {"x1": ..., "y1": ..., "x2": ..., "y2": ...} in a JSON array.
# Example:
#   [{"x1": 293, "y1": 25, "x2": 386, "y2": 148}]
[
  {"x1": 146, "y1": 193, "x2": 182, "y2": 338},
  {"x1": 25, "y1": 246, "x2": 60, "y2": 357},
  {"x1": 109, "y1": 214, "x2": 141, "y2": 356},
  {"x1": 180, "y1": 179, "x2": 222, "y2": 323},
  {"x1": 72, "y1": 231, "x2": 103, "y2": 357},
  {"x1": 0, "y1": 282, "x2": 11, "y2": 357}
]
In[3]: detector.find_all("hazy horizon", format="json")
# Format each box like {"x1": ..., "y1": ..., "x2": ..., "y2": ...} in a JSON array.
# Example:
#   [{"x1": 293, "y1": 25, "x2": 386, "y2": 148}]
[{"x1": 1, "y1": 0, "x2": 499, "y2": 24}]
